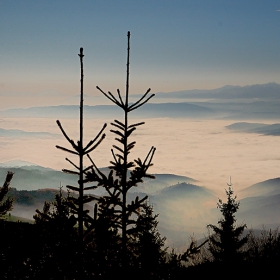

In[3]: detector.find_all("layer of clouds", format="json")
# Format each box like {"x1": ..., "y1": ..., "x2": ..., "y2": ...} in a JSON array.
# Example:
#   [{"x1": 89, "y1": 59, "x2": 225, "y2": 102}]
[{"x1": 0, "y1": 117, "x2": 279, "y2": 196}]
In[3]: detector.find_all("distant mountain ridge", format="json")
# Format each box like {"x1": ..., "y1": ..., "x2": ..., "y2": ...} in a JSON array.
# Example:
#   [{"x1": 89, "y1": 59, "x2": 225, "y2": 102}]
[
  {"x1": 226, "y1": 122, "x2": 280, "y2": 136},
  {"x1": 2, "y1": 83, "x2": 280, "y2": 120},
  {"x1": 154, "y1": 82, "x2": 280, "y2": 100},
  {"x1": 0, "y1": 102, "x2": 214, "y2": 119},
  {"x1": 0, "y1": 128, "x2": 60, "y2": 138}
]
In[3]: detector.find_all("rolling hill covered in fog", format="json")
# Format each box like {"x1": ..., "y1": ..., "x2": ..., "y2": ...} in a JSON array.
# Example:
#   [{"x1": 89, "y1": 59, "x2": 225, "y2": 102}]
[{"x1": 2, "y1": 161, "x2": 280, "y2": 244}]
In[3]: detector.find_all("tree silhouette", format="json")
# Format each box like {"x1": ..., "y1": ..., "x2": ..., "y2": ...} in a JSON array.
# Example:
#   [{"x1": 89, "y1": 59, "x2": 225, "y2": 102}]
[
  {"x1": 32, "y1": 188, "x2": 82, "y2": 279},
  {"x1": 0, "y1": 171, "x2": 14, "y2": 218},
  {"x1": 34, "y1": 187, "x2": 76, "y2": 228},
  {"x1": 207, "y1": 186, "x2": 248, "y2": 263},
  {"x1": 56, "y1": 48, "x2": 107, "y2": 239},
  {"x1": 133, "y1": 203, "x2": 166, "y2": 278},
  {"x1": 84, "y1": 31, "x2": 156, "y2": 270}
]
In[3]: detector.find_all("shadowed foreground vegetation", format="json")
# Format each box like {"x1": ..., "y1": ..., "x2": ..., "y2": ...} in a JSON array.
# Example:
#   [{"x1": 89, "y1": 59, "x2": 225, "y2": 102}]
[{"x1": 1, "y1": 188, "x2": 280, "y2": 279}]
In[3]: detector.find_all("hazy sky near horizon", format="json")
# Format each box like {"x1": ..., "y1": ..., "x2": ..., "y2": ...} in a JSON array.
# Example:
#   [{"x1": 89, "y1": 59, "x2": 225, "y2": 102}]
[{"x1": 1, "y1": 0, "x2": 280, "y2": 109}]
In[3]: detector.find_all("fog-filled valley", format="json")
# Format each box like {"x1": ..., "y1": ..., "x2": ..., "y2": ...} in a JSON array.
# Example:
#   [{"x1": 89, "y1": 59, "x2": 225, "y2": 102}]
[{"x1": 1, "y1": 82, "x2": 280, "y2": 248}]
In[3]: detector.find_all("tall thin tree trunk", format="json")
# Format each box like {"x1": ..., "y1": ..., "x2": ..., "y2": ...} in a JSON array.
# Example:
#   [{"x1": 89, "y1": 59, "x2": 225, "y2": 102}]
[{"x1": 78, "y1": 47, "x2": 84, "y2": 239}]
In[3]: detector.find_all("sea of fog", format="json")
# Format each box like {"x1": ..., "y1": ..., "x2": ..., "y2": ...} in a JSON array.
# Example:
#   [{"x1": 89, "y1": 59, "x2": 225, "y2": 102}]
[{"x1": 0, "y1": 117, "x2": 279, "y2": 197}]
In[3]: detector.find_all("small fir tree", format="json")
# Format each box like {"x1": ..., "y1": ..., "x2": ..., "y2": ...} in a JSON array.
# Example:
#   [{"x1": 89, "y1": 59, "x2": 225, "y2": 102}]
[
  {"x1": 133, "y1": 203, "x2": 166, "y2": 277},
  {"x1": 207, "y1": 186, "x2": 248, "y2": 263}
]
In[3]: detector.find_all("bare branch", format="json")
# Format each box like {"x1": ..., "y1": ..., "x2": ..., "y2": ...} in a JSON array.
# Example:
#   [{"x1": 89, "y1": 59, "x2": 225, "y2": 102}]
[
  {"x1": 56, "y1": 120, "x2": 78, "y2": 150},
  {"x1": 96, "y1": 86, "x2": 120, "y2": 106},
  {"x1": 111, "y1": 122, "x2": 125, "y2": 131},
  {"x1": 56, "y1": 145, "x2": 79, "y2": 155},
  {"x1": 128, "y1": 93, "x2": 155, "y2": 112},
  {"x1": 83, "y1": 123, "x2": 107, "y2": 152},
  {"x1": 66, "y1": 185, "x2": 80, "y2": 192},
  {"x1": 65, "y1": 158, "x2": 79, "y2": 170},
  {"x1": 117, "y1": 89, "x2": 125, "y2": 107},
  {"x1": 127, "y1": 88, "x2": 151, "y2": 110},
  {"x1": 108, "y1": 91, "x2": 122, "y2": 107},
  {"x1": 128, "y1": 122, "x2": 145, "y2": 129},
  {"x1": 84, "y1": 133, "x2": 106, "y2": 155},
  {"x1": 114, "y1": 119, "x2": 125, "y2": 128},
  {"x1": 62, "y1": 169, "x2": 80, "y2": 175}
]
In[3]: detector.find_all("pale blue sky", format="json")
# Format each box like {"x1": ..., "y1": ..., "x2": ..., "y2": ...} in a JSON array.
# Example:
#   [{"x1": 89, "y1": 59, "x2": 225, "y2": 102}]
[{"x1": 1, "y1": 0, "x2": 280, "y2": 104}]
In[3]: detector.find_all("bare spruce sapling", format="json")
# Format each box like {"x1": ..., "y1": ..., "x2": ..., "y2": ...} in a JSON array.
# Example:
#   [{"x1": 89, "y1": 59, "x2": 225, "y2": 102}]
[
  {"x1": 85, "y1": 31, "x2": 156, "y2": 268},
  {"x1": 56, "y1": 48, "x2": 107, "y2": 238}
]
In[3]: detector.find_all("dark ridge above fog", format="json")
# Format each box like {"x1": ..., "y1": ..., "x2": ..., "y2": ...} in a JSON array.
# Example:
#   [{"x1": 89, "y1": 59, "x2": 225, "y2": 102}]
[
  {"x1": 2, "y1": 83, "x2": 280, "y2": 120},
  {"x1": 226, "y1": 122, "x2": 280, "y2": 136},
  {"x1": 152, "y1": 82, "x2": 280, "y2": 100},
  {"x1": 0, "y1": 128, "x2": 60, "y2": 138},
  {"x1": 0, "y1": 102, "x2": 214, "y2": 119}
]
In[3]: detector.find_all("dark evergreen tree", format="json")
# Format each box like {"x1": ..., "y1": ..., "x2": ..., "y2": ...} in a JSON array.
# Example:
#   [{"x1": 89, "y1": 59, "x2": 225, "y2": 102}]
[
  {"x1": 34, "y1": 187, "x2": 76, "y2": 228},
  {"x1": 32, "y1": 188, "x2": 82, "y2": 279},
  {"x1": 0, "y1": 171, "x2": 14, "y2": 218},
  {"x1": 207, "y1": 186, "x2": 248, "y2": 263},
  {"x1": 133, "y1": 203, "x2": 166, "y2": 278},
  {"x1": 246, "y1": 228, "x2": 280, "y2": 263}
]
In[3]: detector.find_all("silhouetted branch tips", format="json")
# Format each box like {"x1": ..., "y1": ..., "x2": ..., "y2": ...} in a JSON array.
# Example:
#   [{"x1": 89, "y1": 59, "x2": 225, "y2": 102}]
[
  {"x1": 86, "y1": 154, "x2": 107, "y2": 181},
  {"x1": 83, "y1": 123, "x2": 107, "y2": 153},
  {"x1": 63, "y1": 169, "x2": 80, "y2": 176},
  {"x1": 128, "y1": 88, "x2": 152, "y2": 110},
  {"x1": 96, "y1": 86, "x2": 119, "y2": 105},
  {"x1": 110, "y1": 129, "x2": 125, "y2": 138},
  {"x1": 84, "y1": 133, "x2": 106, "y2": 155},
  {"x1": 66, "y1": 185, "x2": 80, "y2": 192},
  {"x1": 65, "y1": 157, "x2": 79, "y2": 170},
  {"x1": 111, "y1": 149, "x2": 118, "y2": 164},
  {"x1": 114, "y1": 119, "x2": 125, "y2": 128},
  {"x1": 56, "y1": 145, "x2": 79, "y2": 155},
  {"x1": 143, "y1": 146, "x2": 156, "y2": 166},
  {"x1": 128, "y1": 122, "x2": 145, "y2": 129},
  {"x1": 108, "y1": 91, "x2": 122, "y2": 106},
  {"x1": 82, "y1": 165, "x2": 93, "y2": 173},
  {"x1": 117, "y1": 89, "x2": 124, "y2": 106},
  {"x1": 129, "y1": 92, "x2": 155, "y2": 112},
  {"x1": 56, "y1": 120, "x2": 78, "y2": 150}
]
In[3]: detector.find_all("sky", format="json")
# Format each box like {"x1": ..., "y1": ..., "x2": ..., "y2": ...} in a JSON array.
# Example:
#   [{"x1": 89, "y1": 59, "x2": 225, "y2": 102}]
[{"x1": 1, "y1": 0, "x2": 280, "y2": 109}]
